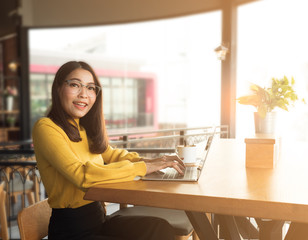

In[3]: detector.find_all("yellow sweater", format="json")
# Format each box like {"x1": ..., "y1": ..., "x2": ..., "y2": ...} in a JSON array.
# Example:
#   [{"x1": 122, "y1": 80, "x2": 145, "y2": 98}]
[{"x1": 32, "y1": 117, "x2": 147, "y2": 209}]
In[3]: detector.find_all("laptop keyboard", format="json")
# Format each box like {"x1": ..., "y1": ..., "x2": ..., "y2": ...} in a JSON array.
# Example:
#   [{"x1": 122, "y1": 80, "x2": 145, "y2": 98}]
[{"x1": 162, "y1": 166, "x2": 197, "y2": 180}]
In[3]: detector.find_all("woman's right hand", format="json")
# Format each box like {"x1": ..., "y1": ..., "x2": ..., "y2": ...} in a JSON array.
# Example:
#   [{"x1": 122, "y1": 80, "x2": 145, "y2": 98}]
[{"x1": 142, "y1": 155, "x2": 185, "y2": 175}]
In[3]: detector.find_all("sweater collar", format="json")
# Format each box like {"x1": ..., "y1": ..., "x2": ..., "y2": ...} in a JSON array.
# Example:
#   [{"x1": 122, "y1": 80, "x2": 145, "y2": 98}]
[{"x1": 68, "y1": 118, "x2": 80, "y2": 130}]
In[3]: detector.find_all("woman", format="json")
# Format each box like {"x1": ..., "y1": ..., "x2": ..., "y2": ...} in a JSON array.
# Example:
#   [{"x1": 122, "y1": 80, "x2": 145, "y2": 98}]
[{"x1": 32, "y1": 61, "x2": 185, "y2": 240}]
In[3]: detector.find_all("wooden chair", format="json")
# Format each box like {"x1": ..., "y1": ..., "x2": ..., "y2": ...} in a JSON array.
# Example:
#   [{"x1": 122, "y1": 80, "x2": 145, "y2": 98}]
[
  {"x1": 0, "y1": 163, "x2": 39, "y2": 215},
  {"x1": 0, "y1": 182, "x2": 9, "y2": 240},
  {"x1": 6, "y1": 173, "x2": 36, "y2": 208},
  {"x1": 17, "y1": 198, "x2": 51, "y2": 240},
  {"x1": 0, "y1": 150, "x2": 40, "y2": 207},
  {"x1": 0, "y1": 178, "x2": 36, "y2": 240},
  {"x1": 110, "y1": 205, "x2": 199, "y2": 240}
]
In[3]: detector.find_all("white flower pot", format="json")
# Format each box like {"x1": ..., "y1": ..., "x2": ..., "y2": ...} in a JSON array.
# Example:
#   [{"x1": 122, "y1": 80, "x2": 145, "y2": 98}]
[
  {"x1": 254, "y1": 112, "x2": 277, "y2": 135},
  {"x1": 6, "y1": 96, "x2": 14, "y2": 111}
]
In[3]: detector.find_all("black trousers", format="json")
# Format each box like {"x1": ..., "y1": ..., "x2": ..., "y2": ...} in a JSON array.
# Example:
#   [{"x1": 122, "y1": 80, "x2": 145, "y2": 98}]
[{"x1": 49, "y1": 201, "x2": 175, "y2": 240}]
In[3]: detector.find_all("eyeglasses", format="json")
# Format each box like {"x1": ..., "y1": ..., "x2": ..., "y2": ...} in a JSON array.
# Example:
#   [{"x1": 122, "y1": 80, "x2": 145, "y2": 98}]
[{"x1": 64, "y1": 79, "x2": 101, "y2": 98}]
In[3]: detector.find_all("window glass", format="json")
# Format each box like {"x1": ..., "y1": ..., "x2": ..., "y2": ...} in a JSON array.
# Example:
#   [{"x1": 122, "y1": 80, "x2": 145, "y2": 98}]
[
  {"x1": 124, "y1": 78, "x2": 136, "y2": 126},
  {"x1": 237, "y1": 0, "x2": 308, "y2": 140},
  {"x1": 30, "y1": 73, "x2": 52, "y2": 127},
  {"x1": 99, "y1": 77, "x2": 111, "y2": 121},
  {"x1": 29, "y1": 11, "x2": 221, "y2": 132}
]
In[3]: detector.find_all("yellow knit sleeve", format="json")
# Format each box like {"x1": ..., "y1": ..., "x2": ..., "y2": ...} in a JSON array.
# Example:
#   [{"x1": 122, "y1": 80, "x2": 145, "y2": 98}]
[
  {"x1": 102, "y1": 145, "x2": 142, "y2": 164},
  {"x1": 33, "y1": 118, "x2": 147, "y2": 191}
]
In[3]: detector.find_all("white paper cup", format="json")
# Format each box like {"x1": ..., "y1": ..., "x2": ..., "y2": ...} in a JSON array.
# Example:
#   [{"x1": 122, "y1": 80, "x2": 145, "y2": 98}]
[{"x1": 176, "y1": 145, "x2": 197, "y2": 164}]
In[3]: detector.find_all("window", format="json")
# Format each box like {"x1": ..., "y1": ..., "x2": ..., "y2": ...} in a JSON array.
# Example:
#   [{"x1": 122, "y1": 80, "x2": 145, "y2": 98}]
[
  {"x1": 237, "y1": 0, "x2": 308, "y2": 140},
  {"x1": 29, "y1": 11, "x2": 221, "y2": 132},
  {"x1": 30, "y1": 73, "x2": 53, "y2": 127}
]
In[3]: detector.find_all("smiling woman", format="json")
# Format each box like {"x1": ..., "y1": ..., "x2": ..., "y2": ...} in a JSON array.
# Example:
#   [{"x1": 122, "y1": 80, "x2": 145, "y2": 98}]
[{"x1": 32, "y1": 60, "x2": 185, "y2": 240}]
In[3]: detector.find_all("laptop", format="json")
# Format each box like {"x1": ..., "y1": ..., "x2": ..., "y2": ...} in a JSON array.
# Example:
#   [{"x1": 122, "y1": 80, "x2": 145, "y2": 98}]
[{"x1": 142, "y1": 133, "x2": 215, "y2": 182}]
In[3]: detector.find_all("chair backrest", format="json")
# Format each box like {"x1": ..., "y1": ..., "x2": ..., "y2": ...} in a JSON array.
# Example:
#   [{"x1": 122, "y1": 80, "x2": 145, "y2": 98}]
[
  {"x1": 17, "y1": 198, "x2": 51, "y2": 240},
  {"x1": 0, "y1": 182, "x2": 9, "y2": 240}
]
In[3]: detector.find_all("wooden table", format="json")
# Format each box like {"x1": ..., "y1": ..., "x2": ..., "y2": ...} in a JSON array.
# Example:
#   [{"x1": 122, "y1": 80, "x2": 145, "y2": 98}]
[{"x1": 84, "y1": 139, "x2": 308, "y2": 239}]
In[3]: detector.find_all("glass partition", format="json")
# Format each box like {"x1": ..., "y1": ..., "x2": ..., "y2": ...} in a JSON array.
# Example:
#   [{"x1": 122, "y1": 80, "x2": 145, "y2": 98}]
[
  {"x1": 237, "y1": 0, "x2": 308, "y2": 140},
  {"x1": 29, "y1": 11, "x2": 221, "y2": 133}
]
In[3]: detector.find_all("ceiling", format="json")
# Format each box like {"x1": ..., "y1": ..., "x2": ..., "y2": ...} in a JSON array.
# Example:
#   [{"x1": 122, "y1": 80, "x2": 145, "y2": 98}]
[{"x1": 0, "y1": 0, "x2": 259, "y2": 38}]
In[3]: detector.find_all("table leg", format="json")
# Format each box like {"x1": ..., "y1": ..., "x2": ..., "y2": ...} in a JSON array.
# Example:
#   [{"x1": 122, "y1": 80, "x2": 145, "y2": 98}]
[
  {"x1": 215, "y1": 215, "x2": 243, "y2": 240},
  {"x1": 185, "y1": 211, "x2": 218, "y2": 240},
  {"x1": 256, "y1": 219, "x2": 285, "y2": 240},
  {"x1": 234, "y1": 216, "x2": 259, "y2": 238},
  {"x1": 284, "y1": 222, "x2": 308, "y2": 240}
]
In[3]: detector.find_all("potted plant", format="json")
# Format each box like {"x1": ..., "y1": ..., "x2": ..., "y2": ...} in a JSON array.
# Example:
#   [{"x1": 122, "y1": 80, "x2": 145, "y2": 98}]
[
  {"x1": 237, "y1": 76, "x2": 304, "y2": 134},
  {"x1": 6, "y1": 115, "x2": 16, "y2": 127}
]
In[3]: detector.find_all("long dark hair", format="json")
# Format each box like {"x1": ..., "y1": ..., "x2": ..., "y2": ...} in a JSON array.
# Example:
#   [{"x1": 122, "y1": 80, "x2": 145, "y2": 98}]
[{"x1": 47, "y1": 61, "x2": 108, "y2": 153}]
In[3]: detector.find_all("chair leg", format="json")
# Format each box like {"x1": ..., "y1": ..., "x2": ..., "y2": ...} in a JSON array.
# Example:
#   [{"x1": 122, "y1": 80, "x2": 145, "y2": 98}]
[
  {"x1": 175, "y1": 235, "x2": 191, "y2": 240},
  {"x1": 33, "y1": 180, "x2": 40, "y2": 202},
  {"x1": 12, "y1": 195, "x2": 18, "y2": 203},
  {"x1": 192, "y1": 230, "x2": 199, "y2": 240},
  {"x1": 174, "y1": 230, "x2": 197, "y2": 240},
  {"x1": 21, "y1": 192, "x2": 35, "y2": 209},
  {"x1": 0, "y1": 191, "x2": 9, "y2": 240},
  {"x1": 6, "y1": 194, "x2": 11, "y2": 217},
  {"x1": 26, "y1": 192, "x2": 35, "y2": 206},
  {"x1": 119, "y1": 203, "x2": 128, "y2": 209},
  {"x1": 21, "y1": 194, "x2": 25, "y2": 209}
]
